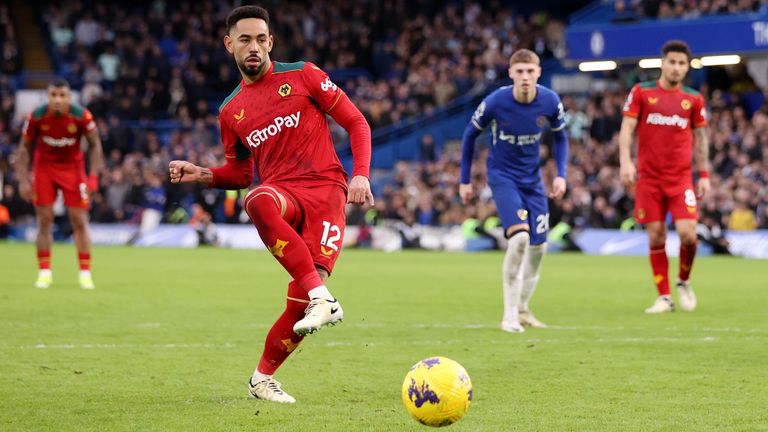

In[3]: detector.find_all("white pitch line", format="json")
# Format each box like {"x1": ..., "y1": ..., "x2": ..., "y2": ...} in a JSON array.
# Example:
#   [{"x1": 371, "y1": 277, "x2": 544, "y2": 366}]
[{"x1": 4, "y1": 335, "x2": 749, "y2": 351}]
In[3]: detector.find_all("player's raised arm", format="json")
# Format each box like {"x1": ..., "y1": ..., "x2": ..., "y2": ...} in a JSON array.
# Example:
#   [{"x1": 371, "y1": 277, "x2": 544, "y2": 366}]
[{"x1": 170, "y1": 116, "x2": 254, "y2": 189}]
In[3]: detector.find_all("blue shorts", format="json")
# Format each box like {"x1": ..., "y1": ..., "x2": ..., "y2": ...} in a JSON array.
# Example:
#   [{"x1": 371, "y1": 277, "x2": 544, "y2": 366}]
[{"x1": 490, "y1": 182, "x2": 549, "y2": 245}]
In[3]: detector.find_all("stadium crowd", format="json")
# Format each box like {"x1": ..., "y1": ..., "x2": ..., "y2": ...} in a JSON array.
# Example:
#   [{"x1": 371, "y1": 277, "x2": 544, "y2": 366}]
[
  {"x1": 0, "y1": 1, "x2": 766, "y2": 242},
  {"x1": 613, "y1": 0, "x2": 768, "y2": 20}
]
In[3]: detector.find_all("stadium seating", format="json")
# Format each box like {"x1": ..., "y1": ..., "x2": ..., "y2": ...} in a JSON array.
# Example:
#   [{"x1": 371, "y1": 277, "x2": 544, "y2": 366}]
[{"x1": 0, "y1": 1, "x2": 766, "y2": 237}]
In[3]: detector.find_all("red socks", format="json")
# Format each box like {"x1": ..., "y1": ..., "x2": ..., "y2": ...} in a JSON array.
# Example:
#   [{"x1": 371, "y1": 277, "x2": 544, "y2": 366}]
[
  {"x1": 244, "y1": 188, "x2": 322, "y2": 293},
  {"x1": 649, "y1": 244, "x2": 670, "y2": 296},
  {"x1": 78, "y1": 252, "x2": 91, "y2": 271},
  {"x1": 37, "y1": 251, "x2": 92, "y2": 271},
  {"x1": 258, "y1": 281, "x2": 308, "y2": 375},
  {"x1": 678, "y1": 241, "x2": 697, "y2": 282},
  {"x1": 37, "y1": 250, "x2": 51, "y2": 270}
]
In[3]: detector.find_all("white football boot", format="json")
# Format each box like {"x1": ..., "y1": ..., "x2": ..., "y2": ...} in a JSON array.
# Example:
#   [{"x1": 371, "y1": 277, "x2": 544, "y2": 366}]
[
  {"x1": 79, "y1": 271, "x2": 95, "y2": 290},
  {"x1": 292, "y1": 298, "x2": 343, "y2": 336},
  {"x1": 676, "y1": 280, "x2": 697, "y2": 312},
  {"x1": 519, "y1": 310, "x2": 548, "y2": 328},
  {"x1": 248, "y1": 377, "x2": 296, "y2": 404},
  {"x1": 35, "y1": 270, "x2": 52, "y2": 289},
  {"x1": 644, "y1": 295, "x2": 675, "y2": 314},
  {"x1": 500, "y1": 319, "x2": 525, "y2": 333}
]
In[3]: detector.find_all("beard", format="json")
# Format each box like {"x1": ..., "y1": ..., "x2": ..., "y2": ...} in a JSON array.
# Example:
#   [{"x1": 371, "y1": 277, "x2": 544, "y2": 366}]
[{"x1": 236, "y1": 56, "x2": 266, "y2": 78}]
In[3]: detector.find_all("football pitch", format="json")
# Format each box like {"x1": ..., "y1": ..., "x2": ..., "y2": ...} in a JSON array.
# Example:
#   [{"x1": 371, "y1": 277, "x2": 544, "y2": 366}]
[{"x1": 1, "y1": 243, "x2": 766, "y2": 431}]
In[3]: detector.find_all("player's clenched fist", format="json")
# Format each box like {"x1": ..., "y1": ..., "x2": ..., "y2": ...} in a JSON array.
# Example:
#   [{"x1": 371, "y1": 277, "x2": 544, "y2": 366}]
[{"x1": 169, "y1": 160, "x2": 200, "y2": 184}]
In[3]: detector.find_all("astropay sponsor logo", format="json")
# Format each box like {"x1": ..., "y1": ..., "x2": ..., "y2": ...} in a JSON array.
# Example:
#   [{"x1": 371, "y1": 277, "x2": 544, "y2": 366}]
[
  {"x1": 42, "y1": 136, "x2": 77, "y2": 147},
  {"x1": 246, "y1": 112, "x2": 301, "y2": 148},
  {"x1": 646, "y1": 113, "x2": 688, "y2": 129}
]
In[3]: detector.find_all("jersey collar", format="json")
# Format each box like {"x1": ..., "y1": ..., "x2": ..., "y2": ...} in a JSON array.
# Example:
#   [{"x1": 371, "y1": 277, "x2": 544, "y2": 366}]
[{"x1": 243, "y1": 62, "x2": 274, "y2": 86}]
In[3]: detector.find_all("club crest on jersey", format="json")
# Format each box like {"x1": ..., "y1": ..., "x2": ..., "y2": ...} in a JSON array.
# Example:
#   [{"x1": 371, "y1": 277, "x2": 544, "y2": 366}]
[
  {"x1": 278, "y1": 83, "x2": 292, "y2": 97},
  {"x1": 536, "y1": 116, "x2": 547, "y2": 127},
  {"x1": 246, "y1": 112, "x2": 301, "y2": 148},
  {"x1": 681, "y1": 99, "x2": 692, "y2": 110},
  {"x1": 67, "y1": 123, "x2": 77, "y2": 134},
  {"x1": 648, "y1": 97, "x2": 658, "y2": 105},
  {"x1": 517, "y1": 209, "x2": 529, "y2": 220}
]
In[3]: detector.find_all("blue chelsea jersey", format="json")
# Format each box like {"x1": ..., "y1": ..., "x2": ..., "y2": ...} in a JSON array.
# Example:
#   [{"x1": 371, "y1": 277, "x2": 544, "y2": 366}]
[{"x1": 471, "y1": 84, "x2": 565, "y2": 186}]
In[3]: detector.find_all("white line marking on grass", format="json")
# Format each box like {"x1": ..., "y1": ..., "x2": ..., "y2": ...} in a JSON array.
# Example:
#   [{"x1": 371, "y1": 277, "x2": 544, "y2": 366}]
[
  {"x1": 136, "y1": 323, "x2": 161, "y2": 328},
  {"x1": 11, "y1": 343, "x2": 239, "y2": 350}
]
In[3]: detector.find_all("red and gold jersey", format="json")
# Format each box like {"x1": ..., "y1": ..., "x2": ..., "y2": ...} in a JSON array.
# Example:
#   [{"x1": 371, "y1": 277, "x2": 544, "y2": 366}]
[
  {"x1": 622, "y1": 80, "x2": 707, "y2": 183},
  {"x1": 218, "y1": 61, "x2": 347, "y2": 189},
  {"x1": 22, "y1": 104, "x2": 96, "y2": 165}
]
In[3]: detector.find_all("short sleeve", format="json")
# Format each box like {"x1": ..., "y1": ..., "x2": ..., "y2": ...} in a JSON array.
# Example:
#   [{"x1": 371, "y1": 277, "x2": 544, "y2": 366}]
[
  {"x1": 21, "y1": 113, "x2": 37, "y2": 142},
  {"x1": 622, "y1": 84, "x2": 642, "y2": 118},
  {"x1": 470, "y1": 98, "x2": 492, "y2": 130},
  {"x1": 692, "y1": 94, "x2": 708, "y2": 129},
  {"x1": 302, "y1": 62, "x2": 344, "y2": 112},
  {"x1": 81, "y1": 108, "x2": 97, "y2": 133},
  {"x1": 549, "y1": 94, "x2": 566, "y2": 131}
]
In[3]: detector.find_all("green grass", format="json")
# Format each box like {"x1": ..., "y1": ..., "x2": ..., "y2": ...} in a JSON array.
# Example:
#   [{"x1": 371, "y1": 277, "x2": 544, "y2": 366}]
[{"x1": 0, "y1": 242, "x2": 766, "y2": 431}]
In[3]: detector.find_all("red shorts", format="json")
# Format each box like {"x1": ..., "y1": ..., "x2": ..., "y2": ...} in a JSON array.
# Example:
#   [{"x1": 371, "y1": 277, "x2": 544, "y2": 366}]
[
  {"x1": 635, "y1": 179, "x2": 698, "y2": 223},
  {"x1": 256, "y1": 182, "x2": 347, "y2": 275},
  {"x1": 33, "y1": 161, "x2": 89, "y2": 209}
]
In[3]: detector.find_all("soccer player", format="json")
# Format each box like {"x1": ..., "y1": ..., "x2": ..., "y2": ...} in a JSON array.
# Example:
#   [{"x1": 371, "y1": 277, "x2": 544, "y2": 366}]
[
  {"x1": 168, "y1": 6, "x2": 372, "y2": 403},
  {"x1": 619, "y1": 40, "x2": 710, "y2": 314},
  {"x1": 460, "y1": 49, "x2": 568, "y2": 333},
  {"x1": 14, "y1": 78, "x2": 103, "y2": 290}
]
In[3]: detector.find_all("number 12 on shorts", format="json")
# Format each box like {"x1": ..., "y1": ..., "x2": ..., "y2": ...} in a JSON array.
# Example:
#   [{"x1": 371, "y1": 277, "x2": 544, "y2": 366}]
[{"x1": 320, "y1": 221, "x2": 341, "y2": 251}]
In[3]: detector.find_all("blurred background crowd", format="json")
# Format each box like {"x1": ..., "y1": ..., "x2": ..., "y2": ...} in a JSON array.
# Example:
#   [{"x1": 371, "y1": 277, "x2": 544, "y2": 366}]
[{"x1": 1, "y1": 0, "x2": 766, "y2": 243}]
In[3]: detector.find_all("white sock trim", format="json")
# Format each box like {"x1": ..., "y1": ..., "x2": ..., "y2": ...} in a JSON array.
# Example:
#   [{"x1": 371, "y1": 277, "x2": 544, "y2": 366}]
[
  {"x1": 252, "y1": 370, "x2": 272, "y2": 382},
  {"x1": 307, "y1": 285, "x2": 333, "y2": 301}
]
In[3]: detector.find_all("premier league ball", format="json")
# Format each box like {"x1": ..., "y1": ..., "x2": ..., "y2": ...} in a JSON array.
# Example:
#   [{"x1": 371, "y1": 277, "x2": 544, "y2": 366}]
[{"x1": 401, "y1": 356, "x2": 472, "y2": 427}]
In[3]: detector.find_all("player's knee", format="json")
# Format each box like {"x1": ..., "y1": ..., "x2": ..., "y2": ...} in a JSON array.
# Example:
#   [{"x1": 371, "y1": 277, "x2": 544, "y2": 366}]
[
  {"x1": 506, "y1": 229, "x2": 530, "y2": 252},
  {"x1": 505, "y1": 225, "x2": 529, "y2": 239},
  {"x1": 69, "y1": 214, "x2": 88, "y2": 231},
  {"x1": 646, "y1": 228, "x2": 666, "y2": 246},
  {"x1": 679, "y1": 231, "x2": 697, "y2": 246},
  {"x1": 244, "y1": 188, "x2": 282, "y2": 219},
  {"x1": 37, "y1": 213, "x2": 54, "y2": 228}
]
